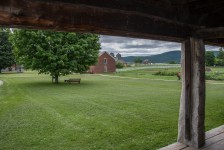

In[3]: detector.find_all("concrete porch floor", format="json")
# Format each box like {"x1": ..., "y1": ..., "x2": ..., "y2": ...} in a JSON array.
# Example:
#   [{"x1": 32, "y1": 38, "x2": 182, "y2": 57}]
[{"x1": 160, "y1": 125, "x2": 224, "y2": 150}]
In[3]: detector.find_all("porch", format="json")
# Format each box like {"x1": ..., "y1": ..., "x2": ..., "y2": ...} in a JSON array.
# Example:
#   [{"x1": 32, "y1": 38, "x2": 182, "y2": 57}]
[
  {"x1": 160, "y1": 125, "x2": 224, "y2": 150},
  {"x1": 0, "y1": 0, "x2": 224, "y2": 149}
]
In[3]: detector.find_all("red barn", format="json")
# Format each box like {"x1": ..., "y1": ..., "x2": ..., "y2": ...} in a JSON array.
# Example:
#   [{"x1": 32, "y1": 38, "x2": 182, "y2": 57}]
[{"x1": 89, "y1": 51, "x2": 116, "y2": 73}]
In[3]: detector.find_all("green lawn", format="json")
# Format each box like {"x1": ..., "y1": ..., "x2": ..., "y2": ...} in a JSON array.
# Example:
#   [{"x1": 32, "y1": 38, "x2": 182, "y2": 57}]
[
  {"x1": 0, "y1": 71, "x2": 223, "y2": 150},
  {"x1": 115, "y1": 67, "x2": 181, "y2": 80},
  {"x1": 116, "y1": 66, "x2": 224, "y2": 81}
]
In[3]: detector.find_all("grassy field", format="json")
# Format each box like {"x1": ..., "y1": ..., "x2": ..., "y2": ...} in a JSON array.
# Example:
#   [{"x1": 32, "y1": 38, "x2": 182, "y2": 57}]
[
  {"x1": 0, "y1": 71, "x2": 223, "y2": 150},
  {"x1": 115, "y1": 67, "x2": 180, "y2": 80},
  {"x1": 116, "y1": 66, "x2": 224, "y2": 81}
]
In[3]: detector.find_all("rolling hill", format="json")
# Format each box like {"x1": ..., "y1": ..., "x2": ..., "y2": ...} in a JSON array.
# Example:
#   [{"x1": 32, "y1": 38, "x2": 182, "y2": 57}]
[
  {"x1": 123, "y1": 50, "x2": 219, "y2": 63},
  {"x1": 123, "y1": 51, "x2": 181, "y2": 63}
]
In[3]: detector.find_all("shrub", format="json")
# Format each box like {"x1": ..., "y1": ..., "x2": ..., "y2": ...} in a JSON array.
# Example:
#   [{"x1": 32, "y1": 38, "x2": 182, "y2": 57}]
[
  {"x1": 168, "y1": 61, "x2": 176, "y2": 64},
  {"x1": 153, "y1": 71, "x2": 177, "y2": 76},
  {"x1": 206, "y1": 72, "x2": 224, "y2": 81},
  {"x1": 216, "y1": 59, "x2": 224, "y2": 66},
  {"x1": 116, "y1": 62, "x2": 124, "y2": 69}
]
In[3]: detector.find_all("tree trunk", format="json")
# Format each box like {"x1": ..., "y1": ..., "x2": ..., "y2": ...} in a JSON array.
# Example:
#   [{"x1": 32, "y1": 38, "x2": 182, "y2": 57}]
[
  {"x1": 54, "y1": 74, "x2": 59, "y2": 84},
  {"x1": 52, "y1": 76, "x2": 54, "y2": 83},
  {"x1": 52, "y1": 74, "x2": 59, "y2": 83}
]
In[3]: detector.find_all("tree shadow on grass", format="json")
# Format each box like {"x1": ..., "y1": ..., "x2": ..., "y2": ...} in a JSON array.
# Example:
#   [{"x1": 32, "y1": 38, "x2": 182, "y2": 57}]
[
  {"x1": 0, "y1": 72, "x2": 18, "y2": 74},
  {"x1": 17, "y1": 80, "x2": 101, "y2": 89}
]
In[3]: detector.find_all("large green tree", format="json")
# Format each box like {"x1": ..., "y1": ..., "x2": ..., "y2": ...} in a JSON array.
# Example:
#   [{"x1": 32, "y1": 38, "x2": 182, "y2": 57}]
[
  {"x1": 217, "y1": 47, "x2": 224, "y2": 59},
  {"x1": 216, "y1": 47, "x2": 224, "y2": 66},
  {"x1": 10, "y1": 29, "x2": 100, "y2": 83},
  {"x1": 0, "y1": 28, "x2": 14, "y2": 73},
  {"x1": 205, "y1": 51, "x2": 215, "y2": 66}
]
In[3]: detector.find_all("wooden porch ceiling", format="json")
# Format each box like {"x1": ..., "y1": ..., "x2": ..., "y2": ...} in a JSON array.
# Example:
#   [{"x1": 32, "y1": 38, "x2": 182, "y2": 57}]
[{"x1": 0, "y1": 0, "x2": 224, "y2": 46}]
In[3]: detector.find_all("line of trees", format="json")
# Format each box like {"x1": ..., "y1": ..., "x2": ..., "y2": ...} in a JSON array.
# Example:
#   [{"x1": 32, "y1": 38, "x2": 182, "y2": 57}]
[
  {"x1": 0, "y1": 28, "x2": 15, "y2": 73},
  {"x1": 0, "y1": 28, "x2": 100, "y2": 83},
  {"x1": 134, "y1": 57, "x2": 143, "y2": 64},
  {"x1": 205, "y1": 48, "x2": 224, "y2": 66}
]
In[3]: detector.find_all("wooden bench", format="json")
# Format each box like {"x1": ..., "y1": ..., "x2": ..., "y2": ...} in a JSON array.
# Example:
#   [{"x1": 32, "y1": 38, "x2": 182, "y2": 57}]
[{"x1": 64, "y1": 78, "x2": 81, "y2": 84}]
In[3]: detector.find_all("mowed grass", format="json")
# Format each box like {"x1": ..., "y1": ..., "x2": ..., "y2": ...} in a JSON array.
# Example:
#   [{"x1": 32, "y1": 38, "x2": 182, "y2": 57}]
[
  {"x1": 115, "y1": 67, "x2": 181, "y2": 80},
  {"x1": 0, "y1": 71, "x2": 223, "y2": 150}
]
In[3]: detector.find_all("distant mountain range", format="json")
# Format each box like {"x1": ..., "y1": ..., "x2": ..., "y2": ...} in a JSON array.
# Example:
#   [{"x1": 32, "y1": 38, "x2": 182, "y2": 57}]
[
  {"x1": 123, "y1": 50, "x2": 219, "y2": 63},
  {"x1": 123, "y1": 51, "x2": 181, "y2": 63}
]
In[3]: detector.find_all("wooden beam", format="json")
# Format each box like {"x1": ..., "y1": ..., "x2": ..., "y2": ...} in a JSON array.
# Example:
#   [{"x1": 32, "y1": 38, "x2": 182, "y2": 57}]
[
  {"x1": 0, "y1": 0, "x2": 197, "y2": 42},
  {"x1": 1, "y1": 0, "x2": 224, "y2": 46},
  {"x1": 184, "y1": 39, "x2": 192, "y2": 141},
  {"x1": 21, "y1": 0, "x2": 183, "y2": 20},
  {"x1": 185, "y1": 0, "x2": 224, "y2": 28},
  {"x1": 196, "y1": 27, "x2": 224, "y2": 39},
  {"x1": 178, "y1": 38, "x2": 205, "y2": 148},
  {"x1": 204, "y1": 39, "x2": 224, "y2": 47}
]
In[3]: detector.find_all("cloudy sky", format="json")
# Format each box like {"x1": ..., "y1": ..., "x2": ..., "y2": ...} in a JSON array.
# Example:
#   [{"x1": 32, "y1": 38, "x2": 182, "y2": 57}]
[{"x1": 100, "y1": 35, "x2": 220, "y2": 57}]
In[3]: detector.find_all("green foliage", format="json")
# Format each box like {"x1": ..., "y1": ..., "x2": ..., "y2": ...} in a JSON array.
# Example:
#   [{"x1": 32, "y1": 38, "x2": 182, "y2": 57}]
[
  {"x1": 215, "y1": 59, "x2": 224, "y2": 66},
  {"x1": 10, "y1": 29, "x2": 100, "y2": 83},
  {"x1": 206, "y1": 70, "x2": 224, "y2": 81},
  {"x1": 153, "y1": 71, "x2": 177, "y2": 76},
  {"x1": 168, "y1": 61, "x2": 176, "y2": 64},
  {"x1": 116, "y1": 62, "x2": 124, "y2": 68},
  {"x1": 134, "y1": 57, "x2": 142, "y2": 63},
  {"x1": 217, "y1": 47, "x2": 224, "y2": 59},
  {"x1": 205, "y1": 51, "x2": 215, "y2": 66},
  {"x1": 216, "y1": 48, "x2": 224, "y2": 66},
  {"x1": 0, "y1": 28, "x2": 15, "y2": 73}
]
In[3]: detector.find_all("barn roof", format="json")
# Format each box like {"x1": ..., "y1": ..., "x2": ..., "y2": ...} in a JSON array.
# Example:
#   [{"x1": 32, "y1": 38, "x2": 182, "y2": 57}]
[
  {"x1": 99, "y1": 51, "x2": 116, "y2": 61},
  {"x1": 0, "y1": 0, "x2": 223, "y2": 46}
]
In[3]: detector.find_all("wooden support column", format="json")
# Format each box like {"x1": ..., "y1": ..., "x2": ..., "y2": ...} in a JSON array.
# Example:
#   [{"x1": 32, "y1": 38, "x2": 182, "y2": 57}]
[{"x1": 177, "y1": 38, "x2": 205, "y2": 148}]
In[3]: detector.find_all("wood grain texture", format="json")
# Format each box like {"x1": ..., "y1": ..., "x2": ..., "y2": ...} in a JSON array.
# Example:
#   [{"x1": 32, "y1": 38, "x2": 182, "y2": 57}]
[
  {"x1": 159, "y1": 142, "x2": 187, "y2": 150},
  {"x1": 178, "y1": 38, "x2": 205, "y2": 148},
  {"x1": 162, "y1": 125, "x2": 224, "y2": 150},
  {"x1": 206, "y1": 125, "x2": 224, "y2": 140},
  {"x1": 184, "y1": 39, "x2": 192, "y2": 141},
  {"x1": 0, "y1": 0, "x2": 223, "y2": 46},
  {"x1": 0, "y1": 0, "x2": 196, "y2": 42}
]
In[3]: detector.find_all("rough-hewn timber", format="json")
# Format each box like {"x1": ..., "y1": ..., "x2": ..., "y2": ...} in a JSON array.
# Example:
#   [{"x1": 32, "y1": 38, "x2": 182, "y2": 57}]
[
  {"x1": 0, "y1": 0, "x2": 224, "y2": 45},
  {"x1": 160, "y1": 125, "x2": 224, "y2": 150},
  {"x1": 2, "y1": 0, "x2": 223, "y2": 28},
  {"x1": 196, "y1": 27, "x2": 224, "y2": 39},
  {"x1": 178, "y1": 38, "x2": 205, "y2": 148},
  {"x1": 0, "y1": 0, "x2": 199, "y2": 42}
]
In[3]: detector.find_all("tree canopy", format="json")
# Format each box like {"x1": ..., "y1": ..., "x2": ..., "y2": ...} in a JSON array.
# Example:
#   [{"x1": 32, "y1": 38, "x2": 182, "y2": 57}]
[
  {"x1": 0, "y1": 28, "x2": 14, "y2": 73},
  {"x1": 215, "y1": 47, "x2": 224, "y2": 66},
  {"x1": 10, "y1": 29, "x2": 100, "y2": 83},
  {"x1": 134, "y1": 57, "x2": 142, "y2": 64},
  {"x1": 217, "y1": 47, "x2": 224, "y2": 59},
  {"x1": 205, "y1": 51, "x2": 215, "y2": 66}
]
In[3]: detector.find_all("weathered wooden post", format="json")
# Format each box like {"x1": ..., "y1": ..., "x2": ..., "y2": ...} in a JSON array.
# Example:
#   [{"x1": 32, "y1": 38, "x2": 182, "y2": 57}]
[{"x1": 178, "y1": 38, "x2": 205, "y2": 148}]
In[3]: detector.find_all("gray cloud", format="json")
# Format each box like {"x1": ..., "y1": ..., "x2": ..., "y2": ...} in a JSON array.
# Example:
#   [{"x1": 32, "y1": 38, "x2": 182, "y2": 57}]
[
  {"x1": 120, "y1": 44, "x2": 163, "y2": 49},
  {"x1": 100, "y1": 35, "x2": 221, "y2": 56},
  {"x1": 100, "y1": 35, "x2": 131, "y2": 43},
  {"x1": 205, "y1": 45, "x2": 221, "y2": 51}
]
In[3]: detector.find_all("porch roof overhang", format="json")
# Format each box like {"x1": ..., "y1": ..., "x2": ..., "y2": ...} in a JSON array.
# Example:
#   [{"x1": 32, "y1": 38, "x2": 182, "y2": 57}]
[{"x1": 0, "y1": 0, "x2": 224, "y2": 46}]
